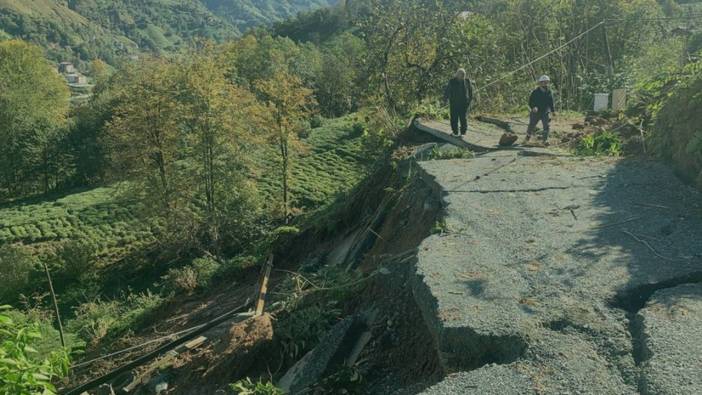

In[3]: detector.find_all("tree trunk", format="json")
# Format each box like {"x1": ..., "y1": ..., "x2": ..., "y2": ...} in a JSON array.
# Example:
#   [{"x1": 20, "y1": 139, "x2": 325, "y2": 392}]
[{"x1": 280, "y1": 131, "x2": 289, "y2": 223}]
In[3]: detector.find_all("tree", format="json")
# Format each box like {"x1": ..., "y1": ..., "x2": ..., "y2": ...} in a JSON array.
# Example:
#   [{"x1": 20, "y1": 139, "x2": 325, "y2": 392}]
[
  {"x1": 105, "y1": 58, "x2": 184, "y2": 213},
  {"x1": 256, "y1": 71, "x2": 316, "y2": 220},
  {"x1": 180, "y1": 49, "x2": 266, "y2": 247},
  {"x1": 105, "y1": 53, "x2": 266, "y2": 249},
  {"x1": 0, "y1": 40, "x2": 70, "y2": 199},
  {"x1": 357, "y1": 0, "x2": 481, "y2": 111}
]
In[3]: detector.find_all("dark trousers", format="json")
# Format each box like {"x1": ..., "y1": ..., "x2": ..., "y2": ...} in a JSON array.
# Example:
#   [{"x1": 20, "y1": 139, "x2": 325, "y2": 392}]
[
  {"x1": 527, "y1": 111, "x2": 551, "y2": 139},
  {"x1": 450, "y1": 106, "x2": 469, "y2": 135}
]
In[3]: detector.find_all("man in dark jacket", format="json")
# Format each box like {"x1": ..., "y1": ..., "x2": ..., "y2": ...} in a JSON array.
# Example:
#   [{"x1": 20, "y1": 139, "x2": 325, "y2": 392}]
[
  {"x1": 444, "y1": 68, "x2": 473, "y2": 136},
  {"x1": 526, "y1": 75, "x2": 556, "y2": 143}
]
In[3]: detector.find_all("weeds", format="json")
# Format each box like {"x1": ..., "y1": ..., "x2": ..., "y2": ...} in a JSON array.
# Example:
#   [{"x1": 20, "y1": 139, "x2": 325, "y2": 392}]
[
  {"x1": 575, "y1": 131, "x2": 623, "y2": 157},
  {"x1": 230, "y1": 378, "x2": 283, "y2": 395},
  {"x1": 415, "y1": 101, "x2": 449, "y2": 120},
  {"x1": 67, "y1": 290, "x2": 164, "y2": 345},
  {"x1": 425, "y1": 146, "x2": 474, "y2": 161}
]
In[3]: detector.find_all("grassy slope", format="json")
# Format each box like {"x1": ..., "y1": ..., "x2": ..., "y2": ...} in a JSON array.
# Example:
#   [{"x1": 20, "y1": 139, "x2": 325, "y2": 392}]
[
  {"x1": 201, "y1": 0, "x2": 336, "y2": 32},
  {"x1": 0, "y1": 114, "x2": 368, "y2": 259},
  {"x1": 257, "y1": 115, "x2": 369, "y2": 211}
]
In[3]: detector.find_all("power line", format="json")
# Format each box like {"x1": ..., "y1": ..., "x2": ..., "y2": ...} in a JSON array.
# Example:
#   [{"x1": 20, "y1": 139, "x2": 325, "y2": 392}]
[
  {"x1": 477, "y1": 14, "x2": 702, "y2": 93},
  {"x1": 478, "y1": 20, "x2": 606, "y2": 92},
  {"x1": 69, "y1": 323, "x2": 207, "y2": 370}
]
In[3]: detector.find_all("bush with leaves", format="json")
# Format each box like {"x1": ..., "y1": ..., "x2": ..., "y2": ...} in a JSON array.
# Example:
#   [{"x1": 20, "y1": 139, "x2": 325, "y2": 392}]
[
  {"x1": 161, "y1": 256, "x2": 222, "y2": 295},
  {"x1": 0, "y1": 306, "x2": 69, "y2": 395},
  {"x1": 0, "y1": 245, "x2": 39, "y2": 303},
  {"x1": 230, "y1": 378, "x2": 283, "y2": 395},
  {"x1": 575, "y1": 131, "x2": 623, "y2": 157}
]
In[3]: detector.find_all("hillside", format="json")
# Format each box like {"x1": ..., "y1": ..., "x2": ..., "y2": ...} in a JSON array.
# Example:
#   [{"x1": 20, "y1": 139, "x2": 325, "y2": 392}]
[
  {"x1": 201, "y1": 0, "x2": 337, "y2": 33},
  {"x1": 0, "y1": 0, "x2": 336, "y2": 67}
]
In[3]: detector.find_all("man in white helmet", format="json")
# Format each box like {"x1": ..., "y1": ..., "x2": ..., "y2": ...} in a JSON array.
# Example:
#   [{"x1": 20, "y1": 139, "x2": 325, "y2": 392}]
[{"x1": 526, "y1": 75, "x2": 556, "y2": 144}]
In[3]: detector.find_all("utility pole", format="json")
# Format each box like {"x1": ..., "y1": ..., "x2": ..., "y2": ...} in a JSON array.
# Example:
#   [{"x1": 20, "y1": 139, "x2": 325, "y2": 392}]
[{"x1": 43, "y1": 261, "x2": 66, "y2": 348}]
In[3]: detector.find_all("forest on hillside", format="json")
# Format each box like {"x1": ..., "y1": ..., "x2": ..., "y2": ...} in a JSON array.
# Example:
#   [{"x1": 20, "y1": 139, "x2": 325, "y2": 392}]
[
  {"x1": 1, "y1": 0, "x2": 702, "y2": 393},
  {"x1": 0, "y1": 0, "x2": 336, "y2": 66}
]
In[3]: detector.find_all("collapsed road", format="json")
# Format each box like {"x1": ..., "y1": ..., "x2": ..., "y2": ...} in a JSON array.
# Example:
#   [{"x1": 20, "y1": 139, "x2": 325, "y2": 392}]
[{"x1": 408, "y1": 118, "x2": 702, "y2": 394}]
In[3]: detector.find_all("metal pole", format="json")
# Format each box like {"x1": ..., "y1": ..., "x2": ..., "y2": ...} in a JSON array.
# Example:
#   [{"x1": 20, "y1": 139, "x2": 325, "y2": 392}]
[{"x1": 43, "y1": 261, "x2": 65, "y2": 348}]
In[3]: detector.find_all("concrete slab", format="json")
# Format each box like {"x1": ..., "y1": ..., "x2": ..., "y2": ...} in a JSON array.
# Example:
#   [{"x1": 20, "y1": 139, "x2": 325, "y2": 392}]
[{"x1": 409, "y1": 146, "x2": 702, "y2": 393}]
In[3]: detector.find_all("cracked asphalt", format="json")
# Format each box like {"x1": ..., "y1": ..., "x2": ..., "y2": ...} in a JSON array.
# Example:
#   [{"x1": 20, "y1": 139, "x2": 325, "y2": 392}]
[{"x1": 410, "y1": 120, "x2": 702, "y2": 394}]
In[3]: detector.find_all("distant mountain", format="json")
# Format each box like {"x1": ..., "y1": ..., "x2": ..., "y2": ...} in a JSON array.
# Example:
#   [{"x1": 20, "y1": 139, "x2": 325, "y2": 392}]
[{"x1": 0, "y1": 0, "x2": 336, "y2": 68}]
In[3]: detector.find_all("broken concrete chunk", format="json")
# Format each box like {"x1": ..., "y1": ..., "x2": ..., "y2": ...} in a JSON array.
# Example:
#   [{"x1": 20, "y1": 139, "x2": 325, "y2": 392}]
[{"x1": 278, "y1": 316, "x2": 355, "y2": 394}]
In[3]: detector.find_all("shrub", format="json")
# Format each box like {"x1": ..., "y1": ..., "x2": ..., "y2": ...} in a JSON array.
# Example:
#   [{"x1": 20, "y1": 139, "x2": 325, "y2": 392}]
[
  {"x1": 414, "y1": 101, "x2": 449, "y2": 120},
  {"x1": 162, "y1": 256, "x2": 222, "y2": 295},
  {"x1": 53, "y1": 241, "x2": 98, "y2": 285},
  {"x1": 230, "y1": 378, "x2": 283, "y2": 395},
  {"x1": 68, "y1": 299, "x2": 122, "y2": 345},
  {"x1": 575, "y1": 131, "x2": 623, "y2": 157},
  {"x1": 68, "y1": 291, "x2": 164, "y2": 344},
  {"x1": 0, "y1": 306, "x2": 70, "y2": 395},
  {"x1": 0, "y1": 245, "x2": 39, "y2": 302}
]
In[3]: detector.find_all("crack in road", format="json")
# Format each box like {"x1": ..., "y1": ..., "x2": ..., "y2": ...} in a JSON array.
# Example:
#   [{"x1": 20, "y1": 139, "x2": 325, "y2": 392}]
[{"x1": 448, "y1": 185, "x2": 583, "y2": 193}]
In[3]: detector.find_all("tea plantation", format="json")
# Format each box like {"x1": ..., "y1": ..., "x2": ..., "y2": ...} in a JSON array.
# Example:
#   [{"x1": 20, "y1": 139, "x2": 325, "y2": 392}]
[{"x1": 0, "y1": 115, "x2": 370, "y2": 258}]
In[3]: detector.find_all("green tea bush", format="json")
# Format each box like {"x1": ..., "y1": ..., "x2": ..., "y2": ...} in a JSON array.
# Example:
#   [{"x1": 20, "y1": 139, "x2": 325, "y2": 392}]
[{"x1": 310, "y1": 114, "x2": 324, "y2": 129}]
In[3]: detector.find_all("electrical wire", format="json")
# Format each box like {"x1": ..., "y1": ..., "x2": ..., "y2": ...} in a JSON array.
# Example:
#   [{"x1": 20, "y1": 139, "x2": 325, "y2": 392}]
[{"x1": 478, "y1": 21, "x2": 606, "y2": 92}]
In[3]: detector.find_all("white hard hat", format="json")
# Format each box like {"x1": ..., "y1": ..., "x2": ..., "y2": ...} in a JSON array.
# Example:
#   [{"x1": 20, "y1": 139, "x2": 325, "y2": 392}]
[{"x1": 538, "y1": 75, "x2": 551, "y2": 82}]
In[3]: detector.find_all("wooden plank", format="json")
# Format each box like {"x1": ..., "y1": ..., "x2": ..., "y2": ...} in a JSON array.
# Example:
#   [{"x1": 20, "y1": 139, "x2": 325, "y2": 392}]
[
  {"x1": 413, "y1": 118, "x2": 495, "y2": 152},
  {"x1": 255, "y1": 255, "x2": 273, "y2": 317}
]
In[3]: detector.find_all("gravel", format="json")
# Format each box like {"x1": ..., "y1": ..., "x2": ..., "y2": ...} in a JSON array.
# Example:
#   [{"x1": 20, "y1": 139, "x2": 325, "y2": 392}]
[
  {"x1": 637, "y1": 284, "x2": 702, "y2": 395},
  {"x1": 409, "y1": 120, "x2": 702, "y2": 394}
]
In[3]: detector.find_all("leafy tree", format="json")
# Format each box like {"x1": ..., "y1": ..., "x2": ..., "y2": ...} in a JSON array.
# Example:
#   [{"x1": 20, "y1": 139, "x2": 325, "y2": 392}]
[
  {"x1": 357, "y1": 0, "x2": 484, "y2": 111},
  {"x1": 256, "y1": 71, "x2": 316, "y2": 220},
  {"x1": 0, "y1": 40, "x2": 70, "y2": 200},
  {"x1": 105, "y1": 58, "x2": 185, "y2": 213},
  {"x1": 179, "y1": 49, "x2": 266, "y2": 247}
]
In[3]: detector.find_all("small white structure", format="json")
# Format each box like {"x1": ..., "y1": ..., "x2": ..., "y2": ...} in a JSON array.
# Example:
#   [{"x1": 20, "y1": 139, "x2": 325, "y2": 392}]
[
  {"x1": 612, "y1": 89, "x2": 627, "y2": 112},
  {"x1": 594, "y1": 93, "x2": 609, "y2": 112}
]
